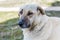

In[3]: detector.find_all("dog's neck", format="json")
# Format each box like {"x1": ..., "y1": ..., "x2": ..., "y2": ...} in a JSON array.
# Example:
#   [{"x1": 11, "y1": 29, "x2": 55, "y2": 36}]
[
  {"x1": 34, "y1": 15, "x2": 49, "y2": 31},
  {"x1": 22, "y1": 15, "x2": 53, "y2": 40}
]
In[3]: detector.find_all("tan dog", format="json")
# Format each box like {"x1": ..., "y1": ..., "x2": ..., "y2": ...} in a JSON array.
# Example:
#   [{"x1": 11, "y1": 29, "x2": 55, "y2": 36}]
[{"x1": 18, "y1": 4, "x2": 60, "y2": 40}]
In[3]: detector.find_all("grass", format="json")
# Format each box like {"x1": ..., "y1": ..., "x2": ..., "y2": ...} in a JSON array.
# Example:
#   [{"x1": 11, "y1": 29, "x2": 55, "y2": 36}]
[
  {"x1": 0, "y1": 0, "x2": 22, "y2": 7},
  {"x1": 0, "y1": 11, "x2": 18, "y2": 23},
  {"x1": 0, "y1": 0, "x2": 60, "y2": 7},
  {"x1": 0, "y1": 11, "x2": 23, "y2": 40}
]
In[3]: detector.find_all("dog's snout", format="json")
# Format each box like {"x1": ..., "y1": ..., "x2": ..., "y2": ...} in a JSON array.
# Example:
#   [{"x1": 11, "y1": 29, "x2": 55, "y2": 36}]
[
  {"x1": 18, "y1": 21, "x2": 23, "y2": 27},
  {"x1": 18, "y1": 19, "x2": 24, "y2": 27},
  {"x1": 18, "y1": 17, "x2": 30, "y2": 28}
]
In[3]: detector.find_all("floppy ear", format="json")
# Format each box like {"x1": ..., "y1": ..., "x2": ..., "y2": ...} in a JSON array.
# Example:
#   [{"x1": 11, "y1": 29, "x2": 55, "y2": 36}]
[{"x1": 37, "y1": 6, "x2": 45, "y2": 15}]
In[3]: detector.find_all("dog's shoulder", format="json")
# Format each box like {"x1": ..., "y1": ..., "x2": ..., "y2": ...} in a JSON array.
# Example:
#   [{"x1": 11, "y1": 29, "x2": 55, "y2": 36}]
[
  {"x1": 49, "y1": 17, "x2": 60, "y2": 22},
  {"x1": 47, "y1": 17, "x2": 60, "y2": 40},
  {"x1": 48, "y1": 17, "x2": 60, "y2": 27}
]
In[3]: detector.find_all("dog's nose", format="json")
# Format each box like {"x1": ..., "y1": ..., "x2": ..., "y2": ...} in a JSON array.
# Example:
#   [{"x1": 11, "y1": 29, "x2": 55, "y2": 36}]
[
  {"x1": 18, "y1": 20, "x2": 24, "y2": 27},
  {"x1": 18, "y1": 17, "x2": 30, "y2": 28},
  {"x1": 18, "y1": 22, "x2": 23, "y2": 27}
]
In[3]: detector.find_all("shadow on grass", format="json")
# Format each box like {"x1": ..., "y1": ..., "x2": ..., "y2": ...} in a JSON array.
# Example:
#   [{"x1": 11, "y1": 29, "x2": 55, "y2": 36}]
[
  {"x1": 46, "y1": 11, "x2": 60, "y2": 17},
  {"x1": 0, "y1": 17, "x2": 19, "y2": 26},
  {"x1": 0, "y1": 18, "x2": 23, "y2": 40}
]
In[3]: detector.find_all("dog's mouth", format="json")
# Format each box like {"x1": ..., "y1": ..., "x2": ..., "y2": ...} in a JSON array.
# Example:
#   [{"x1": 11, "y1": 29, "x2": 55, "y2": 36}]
[
  {"x1": 18, "y1": 22, "x2": 31, "y2": 28},
  {"x1": 19, "y1": 23, "x2": 37, "y2": 31},
  {"x1": 18, "y1": 20, "x2": 37, "y2": 31},
  {"x1": 22, "y1": 24, "x2": 30, "y2": 28}
]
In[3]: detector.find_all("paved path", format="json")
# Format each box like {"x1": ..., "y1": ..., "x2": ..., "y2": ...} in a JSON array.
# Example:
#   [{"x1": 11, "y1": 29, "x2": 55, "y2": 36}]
[
  {"x1": 45, "y1": 7, "x2": 60, "y2": 11},
  {"x1": 0, "y1": 7, "x2": 19, "y2": 11},
  {"x1": 0, "y1": 7, "x2": 60, "y2": 11}
]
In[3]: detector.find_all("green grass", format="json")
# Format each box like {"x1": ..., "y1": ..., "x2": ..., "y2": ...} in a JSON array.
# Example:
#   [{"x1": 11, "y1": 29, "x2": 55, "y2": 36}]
[
  {"x1": 0, "y1": 0, "x2": 22, "y2": 7},
  {"x1": 0, "y1": 12, "x2": 23, "y2": 40},
  {"x1": 0, "y1": 11, "x2": 18, "y2": 23},
  {"x1": 0, "y1": 0, "x2": 60, "y2": 7}
]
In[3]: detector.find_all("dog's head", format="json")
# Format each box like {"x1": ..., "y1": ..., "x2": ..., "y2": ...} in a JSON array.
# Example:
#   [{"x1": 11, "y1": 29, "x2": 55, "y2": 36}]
[{"x1": 18, "y1": 4, "x2": 45, "y2": 30}]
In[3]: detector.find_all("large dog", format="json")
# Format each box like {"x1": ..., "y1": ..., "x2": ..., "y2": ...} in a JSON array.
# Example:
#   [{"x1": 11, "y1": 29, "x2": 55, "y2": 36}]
[{"x1": 18, "y1": 4, "x2": 60, "y2": 40}]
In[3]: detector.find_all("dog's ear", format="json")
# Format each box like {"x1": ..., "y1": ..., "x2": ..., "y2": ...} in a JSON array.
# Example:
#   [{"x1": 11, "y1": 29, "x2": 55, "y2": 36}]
[{"x1": 37, "y1": 6, "x2": 45, "y2": 15}]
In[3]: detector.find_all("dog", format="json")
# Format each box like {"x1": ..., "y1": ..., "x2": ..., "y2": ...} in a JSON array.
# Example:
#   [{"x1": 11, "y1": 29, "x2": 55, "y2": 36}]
[{"x1": 18, "y1": 4, "x2": 60, "y2": 40}]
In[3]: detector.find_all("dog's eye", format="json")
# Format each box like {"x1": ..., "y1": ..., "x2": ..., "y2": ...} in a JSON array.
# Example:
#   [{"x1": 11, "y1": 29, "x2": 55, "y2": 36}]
[
  {"x1": 19, "y1": 9, "x2": 23, "y2": 15},
  {"x1": 27, "y1": 11, "x2": 33, "y2": 16}
]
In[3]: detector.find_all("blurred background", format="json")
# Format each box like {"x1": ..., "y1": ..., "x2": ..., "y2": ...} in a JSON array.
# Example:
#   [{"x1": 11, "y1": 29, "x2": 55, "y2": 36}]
[{"x1": 0, "y1": 0, "x2": 60, "y2": 40}]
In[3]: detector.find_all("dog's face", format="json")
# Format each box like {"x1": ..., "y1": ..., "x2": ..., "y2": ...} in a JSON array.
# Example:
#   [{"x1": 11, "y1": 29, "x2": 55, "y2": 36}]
[{"x1": 18, "y1": 4, "x2": 45, "y2": 29}]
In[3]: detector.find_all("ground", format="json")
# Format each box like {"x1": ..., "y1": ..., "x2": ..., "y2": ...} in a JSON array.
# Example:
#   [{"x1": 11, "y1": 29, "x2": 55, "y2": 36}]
[{"x1": 0, "y1": 12, "x2": 23, "y2": 40}]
